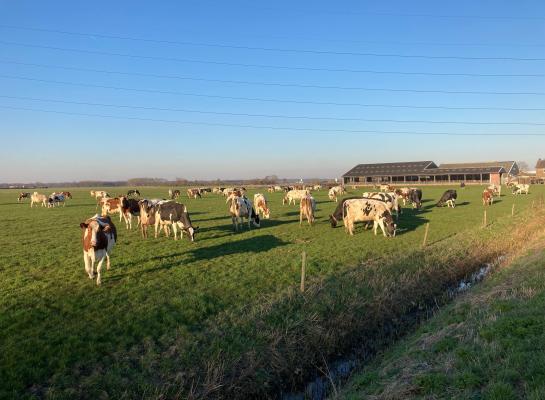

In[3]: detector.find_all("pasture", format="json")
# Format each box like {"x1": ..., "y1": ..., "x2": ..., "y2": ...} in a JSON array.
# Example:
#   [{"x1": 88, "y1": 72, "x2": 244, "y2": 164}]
[{"x1": 1, "y1": 185, "x2": 543, "y2": 399}]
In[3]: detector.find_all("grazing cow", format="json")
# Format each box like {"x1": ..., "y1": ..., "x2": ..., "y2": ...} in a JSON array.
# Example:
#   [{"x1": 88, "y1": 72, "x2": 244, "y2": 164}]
[
  {"x1": 329, "y1": 196, "x2": 361, "y2": 228},
  {"x1": 18, "y1": 192, "x2": 31, "y2": 202},
  {"x1": 187, "y1": 188, "x2": 202, "y2": 199},
  {"x1": 313, "y1": 184, "x2": 322, "y2": 191},
  {"x1": 154, "y1": 201, "x2": 198, "y2": 241},
  {"x1": 283, "y1": 189, "x2": 310, "y2": 205},
  {"x1": 253, "y1": 193, "x2": 271, "y2": 219},
  {"x1": 127, "y1": 189, "x2": 140, "y2": 198},
  {"x1": 379, "y1": 184, "x2": 393, "y2": 192},
  {"x1": 437, "y1": 190, "x2": 457, "y2": 208},
  {"x1": 274, "y1": 185, "x2": 283, "y2": 192},
  {"x1": 409, "y1": 188, "x2": 423, "y2": 209},
  {"x1": 328, "y1": 186, "x2": 344, "y2": 202},
  {"x1": 267, "y1": 186, "x2": 275, "y2": 193},
  {"x1": 362, "y1": 192, "x2": 401, "y2": 219},
  {"x1": 299, "y1": 195, "x2": 316, "y2": 226},
  {"x1": 200, "y1": 187, "x2": 212, "y2": 194},
  {"x1": 80, "y1": 215, "x2": 117, "y2": 286},
  {"x1": 227, "y1": 196, "x2": 260, "y2": 231},
  {"x1": 30, "y1": 192, "x2": 48, "y2": 207},
  {"x1": 342, "y1": 198, "x2": 397, "y2": 237},
  {"x1": 487, "y1": 184, "x2": 501, "y2": 197},
  {"x1": 60, "y1": 191, "x2": 72, "y2": 199},
  {"x1": 482, "y1": 189, "x2": 494, "y2": 206},
  {"x1": 512, "y1": 184, "x2": 530, "y2": 195},
  {"x1": 169, "y1": 189, "x2": 181, "y2": 199}
]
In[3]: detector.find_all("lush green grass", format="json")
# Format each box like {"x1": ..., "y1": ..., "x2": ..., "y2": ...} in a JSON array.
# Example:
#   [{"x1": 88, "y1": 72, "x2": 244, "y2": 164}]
[
  {"x1": 0, "y1": 185, "x2": 543, "y2": 399},
  {"x1": 339, "y1": 238, "x2": 545, "y2": 400}
]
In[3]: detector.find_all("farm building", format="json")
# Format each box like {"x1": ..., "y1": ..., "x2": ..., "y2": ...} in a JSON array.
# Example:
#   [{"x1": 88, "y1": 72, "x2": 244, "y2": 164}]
[{"x1": 343, "y1": 161, "x2": 519, "y2": 186}]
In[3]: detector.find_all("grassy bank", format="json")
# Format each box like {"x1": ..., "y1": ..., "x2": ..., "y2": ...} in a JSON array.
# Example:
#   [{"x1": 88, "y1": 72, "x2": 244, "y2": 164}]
[
  {"x1": 0, "y1": 186, "x2": 543, "y2": 399},
  {"x1": 339, "y1": 233, "x2": 545, "y2": 400}
]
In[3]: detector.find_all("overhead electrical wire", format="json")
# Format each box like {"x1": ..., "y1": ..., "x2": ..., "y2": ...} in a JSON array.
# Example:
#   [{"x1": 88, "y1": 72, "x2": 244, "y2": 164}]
[
  {"x1": 2, "y1": 95, "x2": 544, "y2": 126},
  {"x1": 1, "y1": 105, "x2": 543, "y2": 136}
]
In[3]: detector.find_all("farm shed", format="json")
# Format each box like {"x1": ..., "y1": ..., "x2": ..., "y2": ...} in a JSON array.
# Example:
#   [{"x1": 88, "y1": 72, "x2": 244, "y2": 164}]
[{"x1": 343, "y1": 160, "x2": 518, "y2": 186}]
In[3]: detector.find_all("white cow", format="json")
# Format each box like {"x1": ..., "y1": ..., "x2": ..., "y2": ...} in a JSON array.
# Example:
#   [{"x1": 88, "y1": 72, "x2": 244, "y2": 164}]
[
  {"x1": 513, "y1": 184, "x2": 530, "y2": 195},
  {"x1": 328, "y1": 186, "x2": 344, "y2": 202},
  {"x1": 362, "y1": 192, "x2": 401, "y2": 218},
  {"x1": 342, "y1": 198, "x2": 397, "y2": 237},
  {"x1": 283, "y1": 189, "x2": 310, "y2": 205},
  {"x1": 30, "y1": 192, "x2": 48, "y2": 207}
]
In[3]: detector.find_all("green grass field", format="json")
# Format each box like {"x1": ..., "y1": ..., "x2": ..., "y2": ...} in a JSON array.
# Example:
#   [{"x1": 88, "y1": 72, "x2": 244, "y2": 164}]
[
  {"x1": 1, "y1": 185, "x2": 543, "y2": 399},
  {"x1": 339, "y1": 236, "x2": 545, "y2": 400}
]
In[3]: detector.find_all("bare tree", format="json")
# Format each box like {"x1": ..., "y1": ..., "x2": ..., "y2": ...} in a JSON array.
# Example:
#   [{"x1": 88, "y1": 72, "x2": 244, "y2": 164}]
[{"x1": 517, "y1": 161, "x2": 530, "y2": 172}]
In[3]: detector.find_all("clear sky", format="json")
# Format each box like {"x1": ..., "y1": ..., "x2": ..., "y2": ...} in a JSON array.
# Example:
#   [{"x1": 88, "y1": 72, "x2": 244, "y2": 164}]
[{"x1": 1, "y1": 1, "x2": 544, "y2": 182}]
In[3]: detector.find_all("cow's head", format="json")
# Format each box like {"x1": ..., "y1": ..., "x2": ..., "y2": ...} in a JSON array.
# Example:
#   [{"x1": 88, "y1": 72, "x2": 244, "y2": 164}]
[
  {"x1": 80, "y1": 219, "x2": 107, "y2": 248},
  {"x1": 383, "y1": 214, "x2": 397, "y2": 237},
  {"x1": 329, "y1": 214, "x2": 338, "y2": 228}
]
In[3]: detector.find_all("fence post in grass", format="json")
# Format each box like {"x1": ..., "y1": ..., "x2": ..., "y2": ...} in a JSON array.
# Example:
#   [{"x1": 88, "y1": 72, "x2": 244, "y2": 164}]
[
  {"x1": 483, "y1": 210, "x2": 487, "y2": 228},
  {"x1": 300, "y1": 251, "x2": 306, "y2": 293},
  {"x1": 421, "y1": 222, "x2": 430, "y2": 248},
  {"x1": 511, "y1": 203, "x2": 515, "y2": 217}
]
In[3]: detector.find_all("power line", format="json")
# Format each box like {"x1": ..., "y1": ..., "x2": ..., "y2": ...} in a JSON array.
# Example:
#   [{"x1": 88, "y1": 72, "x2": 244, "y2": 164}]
[
  {"x1": 3, "y1": 95, "x2": 545, "y2": 126},
  {"x1": 1, "y1": 105, "x2": 543, "y2": 136},
  {"x1": 2, "y1": 50, "x2": 543, "y2": 78},
  {"x1": 2, "y1": 73, "x2": 545, "y2": 96},
  {"x1": 1, "y1": 31, "x2": 544, "y2": 62},
  {"x1": 3, "y1": 23, "x2": 543, "y2": 49},
  {"x1": 1, "y1": 75, "x2": 544, "y2": 111}
]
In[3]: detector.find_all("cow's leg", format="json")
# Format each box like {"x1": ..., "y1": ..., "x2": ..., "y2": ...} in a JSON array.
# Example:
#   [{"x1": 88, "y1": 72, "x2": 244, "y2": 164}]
[
  {"x1": 83, "y1": 251, "x2": 93, "y2": 279},
  {"x1": 154, "y1": 219, "x2": 160, "y2": 238},
  {"x1": 172, "y1": 223, "x2": 178, "y2": 240},
  {"x1": 299, "y1": 209, "x2": 303, "y2": 226},
  {"x1": 106, "y1": 253, "x2": 111, "y2": 270},
  {"x1": 95, "y1": 256, "x2": 105, "y2": 285}
]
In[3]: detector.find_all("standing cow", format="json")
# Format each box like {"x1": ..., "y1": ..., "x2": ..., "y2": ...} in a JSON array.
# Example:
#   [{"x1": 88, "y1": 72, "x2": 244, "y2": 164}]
[
  {"x1": 30, "y1": 192, "x2": 48, "y2": 207},
  {"x1": 154, "y1": 201, "x2": 198, "y2": 241},
  {"x1": 18, "y1": 192, "x2": 31, "y2": 202},
  {"x1": 253, "y1": 193, "x2": 271, "y2": 219},
  {"x1": 227, "y1": 195, "x2": 260, "y2": 231},
  {"x1": 79, "y1": 215, "x2": 117, "y2": 286},
  {"x1": 482, "y1": 189, "x2": 494, "y2": 206},
  {"x1": 299, "y1": 195, "x2": 316, "y2": 226},
  {"x1": 283, "y1": 189, "x2": 310, "y2": 205}
]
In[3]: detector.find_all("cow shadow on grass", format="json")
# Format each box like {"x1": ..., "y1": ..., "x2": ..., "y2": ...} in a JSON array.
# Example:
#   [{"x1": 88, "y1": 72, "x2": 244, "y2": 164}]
[
  {"x1": 188, "y1": 234, "x2": 289, "y2": 262},
  {"x1": 394, "y1": 214, "x2": 429, "y2": 235}
]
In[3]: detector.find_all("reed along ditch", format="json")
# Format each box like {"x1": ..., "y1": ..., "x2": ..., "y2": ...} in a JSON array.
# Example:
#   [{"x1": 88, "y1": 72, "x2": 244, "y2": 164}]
[{"x1": 160, "y1": 207, "x2": 545, "y2": 400}]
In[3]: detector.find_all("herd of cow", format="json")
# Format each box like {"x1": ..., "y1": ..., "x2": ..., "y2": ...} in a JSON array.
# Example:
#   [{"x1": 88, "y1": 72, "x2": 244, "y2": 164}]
[{"x1": 19, "y1": 182, "x2": 532, "y2": 285}]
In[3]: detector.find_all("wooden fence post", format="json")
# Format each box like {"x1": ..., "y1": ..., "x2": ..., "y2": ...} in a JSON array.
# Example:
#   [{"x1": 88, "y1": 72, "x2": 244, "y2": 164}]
[
  {"x1": 511, "y1": 203, "x2": 515, "y2": 217},
  {"x1": 300, "y1": 251, "x2": 306, "y2": 293},
  {"x1": 421, "y1": 222, "x2": 430, "y2": 248},
  {"x1": 483, "y1": 210, "x2": 487, "y2": 228}
]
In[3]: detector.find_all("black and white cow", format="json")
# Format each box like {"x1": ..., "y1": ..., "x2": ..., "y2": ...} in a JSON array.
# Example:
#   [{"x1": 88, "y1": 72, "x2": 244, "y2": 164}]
[
  {"x1": 329, "y1": 197, "x2": 362, "y2": 227},
  {"x1": 227, "y1": 195, "x2": 260, "y2": 231},
  {"x1": 437, "y1": 190, "x2": 457, "y2": 208},
  {"x1": 154, "y1": 201, "x2": 198, "y2": 241},
  {"x1": 127, "y1": 189, "x2": 140, "y2": 198}
]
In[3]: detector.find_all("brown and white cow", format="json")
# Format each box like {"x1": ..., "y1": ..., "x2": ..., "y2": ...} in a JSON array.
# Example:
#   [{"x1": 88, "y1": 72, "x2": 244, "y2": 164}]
[
  {"x1": 379, "y1": 184, "x2": 393, "y2": 193},
  {"x1": 299, "y1": 195, "x2": 316, "y2": 226},
  {"x1": 101, "y1": 197, "x2": 133, "y2": 229},
  {"x1": 283, "y1": 189, "x2": 310, "y2": 205},
  {"x1": 227, "y1": 196, "x2": 260, "y2": 231},
  {"x1": 79, "y1": 215, "x2": 117, "y2": 286},
  {"x1": 253, "y1": 193, "x2": 271, "y2": 219},
  {"x1": 396, "y1": 187, "x2": 411, "y2": 205},
  {"x1": 487, "y1": 184, "x2": 501, "y2": 197},
  {"x1": 187, "y1": 188, "x2": 202, "y2": 199},
  {"x1": 482, "y1": 189, "x2": 494, "y2": 206},
  {"x1": 30, "y1": 192, "x2": 48, "y2": 207},
  {"x1": 18, "y1": 192, "x2": 31, "y2": 202},
  {"x1": 342, "y1": 198, "x2": 396, "y2": 237}
]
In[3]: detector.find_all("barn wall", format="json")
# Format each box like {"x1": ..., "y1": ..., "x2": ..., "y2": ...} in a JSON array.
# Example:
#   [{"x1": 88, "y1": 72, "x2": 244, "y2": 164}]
[{"x1": 490, "y1": 173, "x2": 501, "y2": 185}]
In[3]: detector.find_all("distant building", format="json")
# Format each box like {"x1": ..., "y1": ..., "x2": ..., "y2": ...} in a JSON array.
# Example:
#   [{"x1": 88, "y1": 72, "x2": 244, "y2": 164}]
[
  {"x1": 343, "y1": 160, "x2": 519, "y2": 186},
  {"x1": 536, "y1": 159, "x2": 545, "y2": 179}
]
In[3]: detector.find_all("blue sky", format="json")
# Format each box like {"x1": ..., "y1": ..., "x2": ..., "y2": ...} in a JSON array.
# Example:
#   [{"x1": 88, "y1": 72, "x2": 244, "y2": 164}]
[{"x1": 1, "y1": 1, "x2": 544, "y2": 182}]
